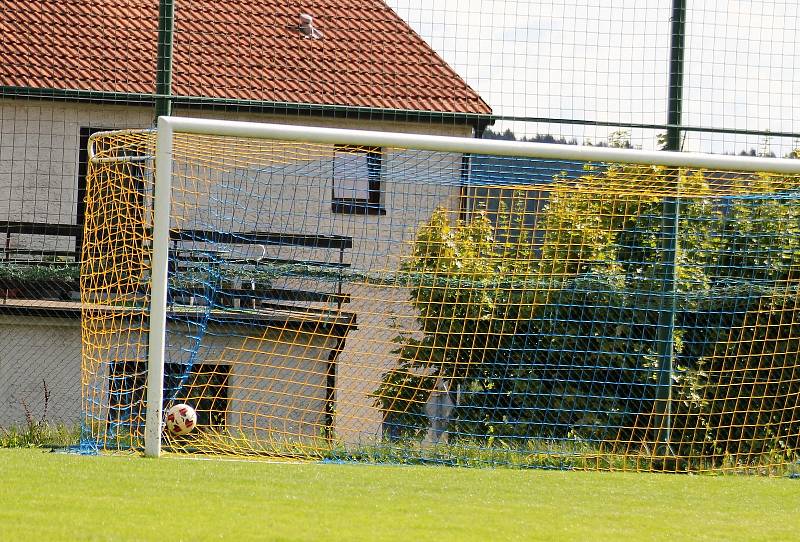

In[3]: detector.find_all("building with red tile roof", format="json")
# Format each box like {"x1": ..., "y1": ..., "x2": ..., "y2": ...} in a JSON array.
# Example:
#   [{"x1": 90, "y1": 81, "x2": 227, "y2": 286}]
[
  {"x1": 0, "y1": 0, "x2": 492, "y2": 127},
  {"x1": 0, "y1": 1, "x2": 493, "y2": 438}
]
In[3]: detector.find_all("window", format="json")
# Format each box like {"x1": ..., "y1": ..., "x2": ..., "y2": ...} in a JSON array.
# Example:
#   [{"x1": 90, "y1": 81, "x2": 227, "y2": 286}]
[
  {"x1": 179, "y1": 364, "x2": 230, "y2": 429},
  {"x1": 0, "y1": 127, "x2": 110, "y2": 303},
  {"x1": 77, "y1": 127, "x2": 112, "y2": 257},
  {"x1": 331, "y1": 145, "x2": 385, "y2": 215},
  {"x1": 80, "y1": 126, "x2": 150, "y2": 295},
  {"x1": 107, "y1": 362, "x2": 230, "y2": 431}
]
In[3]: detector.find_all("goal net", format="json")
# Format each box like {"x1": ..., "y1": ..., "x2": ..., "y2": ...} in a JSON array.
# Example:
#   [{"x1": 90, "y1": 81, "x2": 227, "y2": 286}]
[{"x1": 81, "y1": 117, "x2": 800, "y2": 473}]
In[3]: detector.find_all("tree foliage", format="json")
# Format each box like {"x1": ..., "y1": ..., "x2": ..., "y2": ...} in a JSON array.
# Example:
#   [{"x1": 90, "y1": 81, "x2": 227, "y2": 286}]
[{"x1": 376, "y1": 163, "x2": 800, "y2": 463}]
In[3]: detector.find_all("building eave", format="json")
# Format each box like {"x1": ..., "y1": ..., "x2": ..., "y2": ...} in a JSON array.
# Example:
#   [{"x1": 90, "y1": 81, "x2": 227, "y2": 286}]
[{"x1": 0, "y1": 86, "x2": 494, "y2": 132}]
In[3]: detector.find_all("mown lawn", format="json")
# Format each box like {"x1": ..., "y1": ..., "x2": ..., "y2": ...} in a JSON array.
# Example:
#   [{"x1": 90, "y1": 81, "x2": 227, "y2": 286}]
[{"x1": 0, "y1": 448, "x2": 798, "y2": 541}]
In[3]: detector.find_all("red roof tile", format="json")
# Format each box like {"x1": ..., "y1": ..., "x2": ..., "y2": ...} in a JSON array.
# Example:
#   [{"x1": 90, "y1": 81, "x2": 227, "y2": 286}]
[{"x1": 0, "y1": 0, "x2": 491, "y2": 115}]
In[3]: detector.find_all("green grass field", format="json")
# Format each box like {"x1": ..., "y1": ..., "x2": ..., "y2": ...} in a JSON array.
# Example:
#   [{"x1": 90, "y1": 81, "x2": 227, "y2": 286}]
[{"x1": 1, "y1": 448, "x2": 798, "y2": 541}]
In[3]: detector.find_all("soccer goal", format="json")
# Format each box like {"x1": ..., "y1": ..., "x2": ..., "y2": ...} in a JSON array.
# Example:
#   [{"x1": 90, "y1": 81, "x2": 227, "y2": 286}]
[{"x1": 81, "y1": 116, "x2": 800, "y2": 473}]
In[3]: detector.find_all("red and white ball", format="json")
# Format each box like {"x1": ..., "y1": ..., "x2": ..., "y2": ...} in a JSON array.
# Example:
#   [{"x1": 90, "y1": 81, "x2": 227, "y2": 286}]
[{"x1": 165, "y1": 403, "x2": 197, "y2": 435}]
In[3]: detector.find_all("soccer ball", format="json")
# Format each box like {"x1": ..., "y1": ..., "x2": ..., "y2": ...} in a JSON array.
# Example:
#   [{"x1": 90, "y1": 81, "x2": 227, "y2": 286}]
[{"x1": 165, "y1": 403, "x2": 197, "y2": 436}]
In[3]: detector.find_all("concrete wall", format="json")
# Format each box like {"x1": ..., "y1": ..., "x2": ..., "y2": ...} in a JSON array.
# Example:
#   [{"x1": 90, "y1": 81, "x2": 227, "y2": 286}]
[
  {"x1": 3, "y1": 309, "x2": 340, "y2": 445},
  {"x1": 205, "y1": 325, "x2": 337, "y2": 447},
  {"x1": 0, "y1": 314, "x2": 82, "y2": 426}
]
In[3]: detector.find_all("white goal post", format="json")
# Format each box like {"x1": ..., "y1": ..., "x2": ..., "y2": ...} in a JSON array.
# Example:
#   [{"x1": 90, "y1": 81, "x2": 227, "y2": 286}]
[{"x1": 142, "y1": 115, "x2": 800, "y2": 458}]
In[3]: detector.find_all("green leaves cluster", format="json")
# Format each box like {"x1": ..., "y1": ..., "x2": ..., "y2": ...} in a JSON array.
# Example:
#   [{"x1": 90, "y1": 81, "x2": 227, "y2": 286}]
[
  {"x1": 0, "y1": 263, "x2": 79, "y2": 283},
  {"x1": 376, "y1": 162, "x2": 800, "y2": 464},
  {"x1": 538, "y1": 166, "x2": 724, "y2": 293},
  {"x1": 374, "y1": 202, "x2": 539, "y2": 439}
]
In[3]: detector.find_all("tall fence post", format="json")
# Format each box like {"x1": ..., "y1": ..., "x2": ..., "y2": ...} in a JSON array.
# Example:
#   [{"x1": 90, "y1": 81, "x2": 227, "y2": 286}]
[
  {"x1": 155, "y1": 0, "x2": 175, "y2": 120},
  {"x1": 654, "y1": 0, "x2": 686, "y2": 454}
]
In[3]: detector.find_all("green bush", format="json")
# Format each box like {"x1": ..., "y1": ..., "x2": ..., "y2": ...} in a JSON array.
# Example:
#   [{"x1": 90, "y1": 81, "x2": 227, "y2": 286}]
[
  {"x1": 673, "y1": 288, "x2": 800, "y2": 465},
  {"x1": 376, "y1": 165, "x2": 800, "y2": 466},
  {"x1": 373, "y1": 203, "x2": 538, "y2": 439},
  {"x1": 0, "y1": 263, "x2": 79, "y2": 282}
]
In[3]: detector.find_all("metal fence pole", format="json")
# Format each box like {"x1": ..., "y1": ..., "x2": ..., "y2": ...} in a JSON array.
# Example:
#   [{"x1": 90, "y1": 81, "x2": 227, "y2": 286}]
[
  {"x1": 155, "y1": 0, "x2": 175, "y2": 120},
  {"x1": 654, "y1": 0, "x2": 687, "y2": 453}
]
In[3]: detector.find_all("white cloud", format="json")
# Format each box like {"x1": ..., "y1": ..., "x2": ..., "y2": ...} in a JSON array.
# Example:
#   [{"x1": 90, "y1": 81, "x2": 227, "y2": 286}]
[{"x1": 387, "y1": 0, "x2": 799, "y2": 154}]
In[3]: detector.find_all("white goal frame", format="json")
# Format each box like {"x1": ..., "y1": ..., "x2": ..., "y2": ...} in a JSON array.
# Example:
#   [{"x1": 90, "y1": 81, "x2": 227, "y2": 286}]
[{"x1": 144, "y1": 115, "x2": 800, "y2": 457}]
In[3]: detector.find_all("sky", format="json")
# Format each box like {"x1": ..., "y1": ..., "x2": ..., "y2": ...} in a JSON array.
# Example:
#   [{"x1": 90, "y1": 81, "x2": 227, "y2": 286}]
[{"x1": 386, "y1": 0, "x2": 800, "y2": 155}]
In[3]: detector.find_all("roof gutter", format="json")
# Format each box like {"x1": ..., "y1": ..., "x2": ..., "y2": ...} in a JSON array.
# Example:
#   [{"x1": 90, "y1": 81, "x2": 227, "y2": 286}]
[{"x1": 0, "y1": 86, "x2": 494, "y2": 133}]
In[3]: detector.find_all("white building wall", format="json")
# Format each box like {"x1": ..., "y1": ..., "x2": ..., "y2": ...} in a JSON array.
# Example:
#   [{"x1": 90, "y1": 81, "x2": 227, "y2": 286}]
[
  {"x1": 0, "y1": 98, "x2": 472, "y2": 250},
  {"x1": 0, "y1": 100, "x2": 152, "y2": 221},
  {"x1": 1, "y1": 98, "x2": 476, "y2": 445},
  {"x1": 0, "y1": 314, "x2": 82, "y2": 426},
  {"x1": 3, "y1": 310, "x2": 343, "y2": 440}
]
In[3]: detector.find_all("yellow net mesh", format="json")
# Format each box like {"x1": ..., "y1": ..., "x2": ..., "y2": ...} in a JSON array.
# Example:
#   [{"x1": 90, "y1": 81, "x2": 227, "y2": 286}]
[{"x1": 81, "y1": 129, "x2": 800, "y2": 474}]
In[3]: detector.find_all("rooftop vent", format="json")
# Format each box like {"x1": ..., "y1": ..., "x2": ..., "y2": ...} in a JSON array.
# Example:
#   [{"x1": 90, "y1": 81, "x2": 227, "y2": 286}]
[{"x1": 296, "y1": 13, "x2": 323, "y2": 39}]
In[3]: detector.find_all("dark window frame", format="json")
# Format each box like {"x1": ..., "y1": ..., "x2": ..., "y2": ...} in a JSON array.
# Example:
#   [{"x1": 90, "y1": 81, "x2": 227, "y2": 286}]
[
  {"x1": 80, "y1": 126, "x2": 150, "y2": 297},
  {"x1": 77, "y1": 127, "x2": 114, "y2": 259},
  {"x1": 331, "y1": 145, "x2": 386, "y2": 215}
]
